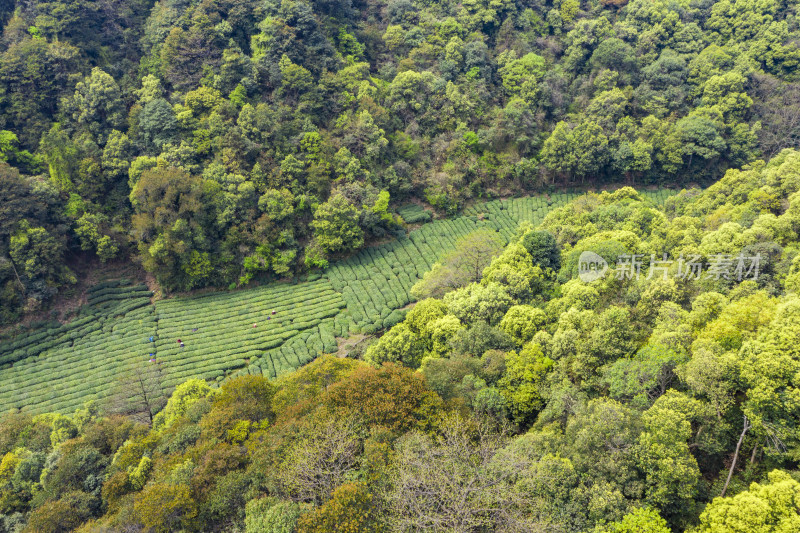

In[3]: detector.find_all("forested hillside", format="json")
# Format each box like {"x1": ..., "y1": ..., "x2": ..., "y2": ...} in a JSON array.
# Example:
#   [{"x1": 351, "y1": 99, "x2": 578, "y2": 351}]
[
  {"x1": 5, "y1": 152, "x2": 800, "y2": 531},
  {"x1": 4, "y1": 0, "x2": 800, "y2": 531},
  {"x1": 2, "y1": 190, "x2": 677, "y2": 416},
  {"x1": 1, "y1": 0, "x2": 799, "y2": 322}
]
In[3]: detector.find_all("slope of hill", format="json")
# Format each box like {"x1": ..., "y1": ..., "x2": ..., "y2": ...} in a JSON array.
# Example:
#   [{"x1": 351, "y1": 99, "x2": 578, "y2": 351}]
[
  {"x1": 4, "y1": 150, "x2": 800, "y2": 532},
  {"x1": 0, "y1": 189, "x2": 673, "y2": 414},
  {"x1": 2, "y1": 0, "x2": 798, "y2": 325}
]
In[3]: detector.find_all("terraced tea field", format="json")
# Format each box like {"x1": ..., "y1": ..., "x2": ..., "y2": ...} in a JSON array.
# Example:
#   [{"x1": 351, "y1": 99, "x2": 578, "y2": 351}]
[
  {"x1": 0, "y1": 281, "x2": 157, "y2": 414},
  {"x1": 154, "y1": 278, "x2": 345, "y2": 388},
  {"x1": 0, "y1": 189, "x2": 675, "y2": 414}
]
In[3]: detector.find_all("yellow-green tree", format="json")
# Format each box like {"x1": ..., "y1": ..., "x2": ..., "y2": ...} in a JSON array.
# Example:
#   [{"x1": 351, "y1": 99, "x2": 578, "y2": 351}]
[{"x1": 695, "y1": 470, "x2": 800, "y2": 533}]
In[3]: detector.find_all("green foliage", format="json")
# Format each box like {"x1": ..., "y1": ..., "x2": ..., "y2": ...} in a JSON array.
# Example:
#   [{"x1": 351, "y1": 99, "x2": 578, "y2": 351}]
[
  {"x1": 599, "y1": 507, "x2": 671, "y2": 533},
  {"x1": 0, "y1": 190, "x2": 659, "y2": 416},
  {"x1": 365, "y1": 323, "x2": 424, "y2": 369},
  {"x1": 75, "y1": 213, "x2": 118, "y2": 262},
  {"x1": 519, "y1": 230, "x2": 561, "y2": 271},
  {"x1": 635, "y1": 393, "x2": 701, "y2": 513},
  {"x1": 482, "y1": 243, "x2": 545, "y2": 301},
  {"x1": 498, "y1": 51, "x2": 545, "y2": 101},
  {"x1": 271, "y1": 356, "x2": 361, "y2": 414},
  {"x1": 604, "y1": 343, "x2": 687, "y2": 408},
  {"x1": 128, "y1": 456, "x2": 152, "y2": 491},
  {"x1": 48, "y1": 414, "x2": 77, "y2": 447},
  {"x1": 498, "y1": 343, "x2": 553, "y2": 425},
  {"x1": 3, "y1": 0, "x2": 800, "y2": 527},
  {"x1": 296, "y1": 482, "x2": 379, "y2": 532},
  {"x1": 245, "y1": 497, "x2": 305, "y2": 533},
  {"x1": 22, "y1": 490, "x2": 94, "y2": 533},
  {"x1": 740, "y1": 298, "x2": 800, "y2": 459},
  {"x1": 444, "y1": 282, "x2": 513, "y2": 325},
  {"x1": 311, "y1": 194, "x2": 365, "y2": 255},
  {"x1": 130, "y1": 167, "x2": 217, "y2": 290},
  {"x1": 499, "y1": 305, "x2": 546, "y2": 345},
  {"x1": 324, "y1": 363, "x2": 442, "y2": 434},
  {"x1": 63, "y1": 67, "x2": 124, "y2": 145},
  {"x1": 152, "y1": 379, "x2": 213, "y2": 431},
  {"x1": 695, "y1": 470, "x2": 800, "y2": 533},
  {"x1": 133, "y1": 482, "x2": 198, "y2": 533},
  {"x1": 138, "y1": 98, "x2": 178, "y2": 151},
  {"x1": 411, "y1": 229, "x2": 505, "y2": 300},
  {"x1": 405, "y1": 299, "x2": 447, "y2": 334}
]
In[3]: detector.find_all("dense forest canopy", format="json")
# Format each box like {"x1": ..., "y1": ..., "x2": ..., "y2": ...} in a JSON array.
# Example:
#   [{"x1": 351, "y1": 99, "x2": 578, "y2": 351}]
[
  {"x1": 5, "y1": 0, "x2": 800, "y2": 530},
  {"x1": 6, "y1": 154, "x2": 800, "y2": 531},
  {"x1": 1, "y1": 0, "x2": 800, "y2": 322}
]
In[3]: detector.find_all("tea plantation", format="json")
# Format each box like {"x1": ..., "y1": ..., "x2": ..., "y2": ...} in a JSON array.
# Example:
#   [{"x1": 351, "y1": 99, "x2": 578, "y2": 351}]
[
  {"x1": 0, "y1": 281, "x2": 156, "y2": 415},
  {"x1": 0, "y1": 190, "x2": 675, "y2": 414}
]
